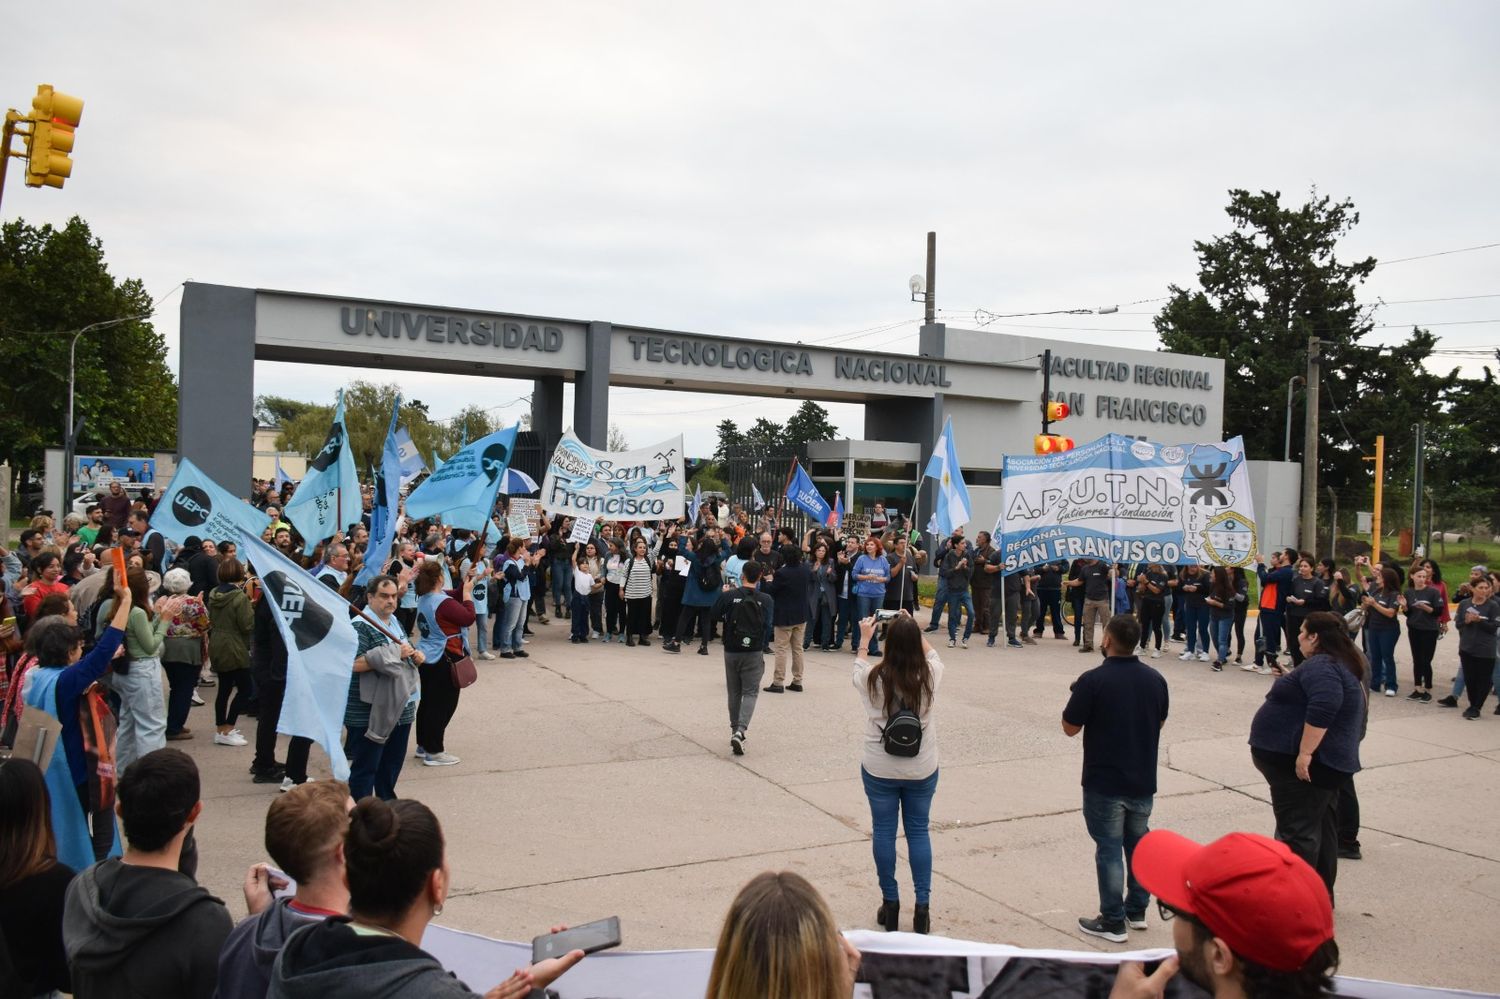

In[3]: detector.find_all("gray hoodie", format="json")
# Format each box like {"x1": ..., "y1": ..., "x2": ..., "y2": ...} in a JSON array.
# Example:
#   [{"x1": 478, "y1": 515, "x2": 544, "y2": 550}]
[
  {"x1": 215, "y1": 898, "x2": 329, "y2": 999},
  {"x1": 62, "y1": 858, "x2": 232, "y2": 999}
]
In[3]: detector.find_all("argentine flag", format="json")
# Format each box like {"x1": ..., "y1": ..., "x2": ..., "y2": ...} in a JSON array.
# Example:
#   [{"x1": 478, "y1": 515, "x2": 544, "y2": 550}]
[{"x1": 923, "y1": 416, "x2": 971, "y2": 536}]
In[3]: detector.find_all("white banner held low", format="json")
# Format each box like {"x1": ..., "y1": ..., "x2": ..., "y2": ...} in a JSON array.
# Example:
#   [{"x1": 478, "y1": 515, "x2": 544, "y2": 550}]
[
  {"x1": 420, "y1": 926, "x2": 1476, "y2": 999},
  {"x1": 542, "y1": 432, "x2": 684, "y2": 520},
  {"x1": 999, "y1": 434, "x2": 1258, "y2": 573}
]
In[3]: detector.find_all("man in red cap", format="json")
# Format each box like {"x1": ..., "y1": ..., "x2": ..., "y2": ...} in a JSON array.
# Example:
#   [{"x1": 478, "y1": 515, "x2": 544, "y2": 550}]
[{"x1": 1110, "y1": 829, "x2": 1340, "y2": 998}]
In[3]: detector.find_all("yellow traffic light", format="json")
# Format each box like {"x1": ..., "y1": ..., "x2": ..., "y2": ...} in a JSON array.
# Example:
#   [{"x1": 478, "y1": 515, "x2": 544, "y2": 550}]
[
  {"x1": 25, "y1": 85, "x2": 83, "y2": 189},
  {"x1": 1034, "y1": 434, "x2": 1075, "y2": 455}
]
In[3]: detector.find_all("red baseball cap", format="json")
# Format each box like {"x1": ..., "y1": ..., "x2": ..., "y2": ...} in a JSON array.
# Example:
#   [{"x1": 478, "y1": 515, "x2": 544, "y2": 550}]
[{"x1": 1132, "y1": 830, "x2": 1334, "y2": 973}]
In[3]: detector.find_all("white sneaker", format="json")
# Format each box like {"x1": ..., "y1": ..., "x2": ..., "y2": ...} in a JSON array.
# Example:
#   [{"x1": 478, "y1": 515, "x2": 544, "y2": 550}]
[
  {"x1": 478, "y1": 651, "x2": 496, "y2": 661},
  {"x1": 947, "y1": 639, "x2": 956, "y2": 648},
  {"x1": 1255, "y1": 665, "x2": 1274, "y2": 675},
  {"x1": 190, "y1": 691, "x2": 205, "y2": 706},
  {"x1": 1239, "y1": 662, "x2": 1260, "y2": 672},
  {"x1": 960, "y1": 639, "x2": 968, "y2": 649},
  {"x1": 1197, "y1": 652, "x2": 1210, "y2": 663},
  {"x1": 422, "y1": 752, "x2": 461, "y2": 767},
  {"x1": 1384, "y1": 688, "x2": 1396, "y2": 697},
  {"x1": 1151, "y1": 649, "x2": 1162, "y2": 658},
  {"x1": 214, "y1": 730, "x2": 248, "y2": 747},
  {"x1": 1178, "y1": 651, "x2": 1195, "y2": 661},
  {"x1": 414, "y1": 746, "x2": 428, "y2": 760},
  {"x1": 279, "y1": 777, "x2": 297, "y2": 793}
]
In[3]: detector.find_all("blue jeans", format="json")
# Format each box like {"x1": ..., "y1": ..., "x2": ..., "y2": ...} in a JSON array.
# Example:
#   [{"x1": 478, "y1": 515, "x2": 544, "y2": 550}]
[
  {"x1": 834, "y1": 594, "x2": 854, "y2": 649},
  {"x1": 1212, "y1": 615, "x2": 1232, "y2": 662},
  {"x1": 861, "y1": 767, "x2": 939, "y2": 905},
  {"x1": 498, "y1": 597, "x2": 526, "y2": 652},
  {"x1": 1082, "y1": 789, "x2": 1153, "y2": 924},
  {"x1": 473, "y1": 612, "x2": 491, "y2": 654},
  {"x1": 551, "y1": 557, "x2": 570, "y2": 607},
  {"x1": 945, "y1": 590, "x2": 974, "y2": 641},
  {"x1": 927, "y1": 580, "x2": 949, "y2": 628},
  {"x1": 570, "y1": 592, "x2": 591, "y2": 640},
  {"x1": 1181, "y1": 603, "x2": 1210, "y2": 654},
  {"x1": 854, "y1": 593, "x2": 884, "y2": 655},
  {"x1": 1366, "y1": 628, "x2": 1399, "y2": 692},
  {"x1": 345, "y1": 721, "x2": 412, "y2": 801}
]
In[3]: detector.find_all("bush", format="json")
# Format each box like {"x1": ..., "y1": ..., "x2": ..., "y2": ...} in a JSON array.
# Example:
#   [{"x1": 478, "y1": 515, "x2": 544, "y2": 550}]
[
  {"x1": 1335, "y1": 537, "x2": 1372, "y2": 561},
  {"x1": 1463, "y1": 548, "x2": 1490, "y2": 564}
]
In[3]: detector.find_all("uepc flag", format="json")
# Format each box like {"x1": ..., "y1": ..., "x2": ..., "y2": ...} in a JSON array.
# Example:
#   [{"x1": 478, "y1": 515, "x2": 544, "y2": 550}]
[
  {"x1": 285, "y1": 390, "x2": 362, "y2": 554},
  {"x1": 785, "y1": 461, "x2": 833, "y2": 524},
  {"x1": 404, "y1": 425, "x2": 520, "y2": 532},
  {"x1": 151, "y1": 458, "x2": 270, "y2": 546},
  {"x1": 357, "y1": 396, "x2": 404, "y2": 586},
  {"x1": 237, "y1": 528, "x2": 358, "y2": 781}
]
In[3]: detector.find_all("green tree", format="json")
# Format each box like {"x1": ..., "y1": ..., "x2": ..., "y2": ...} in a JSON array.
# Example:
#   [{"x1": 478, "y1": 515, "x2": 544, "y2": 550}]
[
  {"x1": 1155, "y1": 188, "x2": 1447, "y2": 491},
  {"x1": 277, "y1": 380, "x2": 465, "y2": 475},
  {"x1": 743, "y1": 417, "x2": 788, "y2": 456},
  {"x1": 713, "y1": 419, "x2": 745, "y2": 462},
  {"x1": 0, "y1": 217, "x2": 178, "y2": 485},
  {"x1": 254, "y1": 395, "x2": 318, "y2": 426},
  {"x1": 784, "y1": 400, "x2": 838, "y2": 449}
]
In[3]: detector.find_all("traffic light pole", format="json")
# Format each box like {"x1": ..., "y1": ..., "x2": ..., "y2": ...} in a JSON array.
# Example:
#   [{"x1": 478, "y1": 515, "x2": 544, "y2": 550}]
[
  {"x1": 0, "y1": 110, "x2": 26, "y2": 215},
  {"x1": 1041, "y1": 348, "x2": 1052, "y2": 434}
]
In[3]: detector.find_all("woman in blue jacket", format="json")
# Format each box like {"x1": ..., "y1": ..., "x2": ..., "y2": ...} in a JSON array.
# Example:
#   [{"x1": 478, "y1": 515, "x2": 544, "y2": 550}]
[
  {"x1": 666, "y1": 533, "x2": 726, "y2": 656},
  {"x1": 851, "y1": 537, "x2": 892, "y2": 658}
]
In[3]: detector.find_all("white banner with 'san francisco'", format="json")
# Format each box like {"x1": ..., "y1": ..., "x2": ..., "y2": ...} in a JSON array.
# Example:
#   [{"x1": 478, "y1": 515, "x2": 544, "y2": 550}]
[{"x1": 541, "y1": 431, "x2": 684, "y2": 520}]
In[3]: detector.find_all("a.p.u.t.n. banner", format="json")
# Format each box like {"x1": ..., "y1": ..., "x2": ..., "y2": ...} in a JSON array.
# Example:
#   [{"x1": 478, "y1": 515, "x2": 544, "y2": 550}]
[{"x1": 998, "y1": 434, "x2": 1257, "y2": 573}]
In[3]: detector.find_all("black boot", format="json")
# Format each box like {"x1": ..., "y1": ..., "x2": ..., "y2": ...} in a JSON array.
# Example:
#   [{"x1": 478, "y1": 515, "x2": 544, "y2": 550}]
[
  {"x1": 913, "y1": 904, "x2": 930, "y2": 934},
  {"x1": 625, "y1": 635, "x2": 636, "y2": 647},
  {"x1": 876, "y1": 899, "x2": 899, "y2": 931}
]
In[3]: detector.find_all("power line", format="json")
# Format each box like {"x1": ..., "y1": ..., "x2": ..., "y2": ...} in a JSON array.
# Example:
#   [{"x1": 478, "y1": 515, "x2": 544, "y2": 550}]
[{"x1": 1375, "y1": 242, "x2": 1500, "y2": 267}]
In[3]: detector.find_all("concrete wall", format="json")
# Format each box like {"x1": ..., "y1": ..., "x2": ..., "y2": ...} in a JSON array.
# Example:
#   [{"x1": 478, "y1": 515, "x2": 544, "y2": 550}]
[{"x1": 1247, "y1": 460, "x2": 1302, "y2": 555}]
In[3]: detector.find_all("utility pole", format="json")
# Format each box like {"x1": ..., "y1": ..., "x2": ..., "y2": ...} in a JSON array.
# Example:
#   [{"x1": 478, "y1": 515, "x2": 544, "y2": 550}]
[
  {"x1": 1299, "y1": 337, "x2": 1321, "y2": 552},
  {"x1": 1041, "y1": 348, "x2": 1053, "y2": 435},
  {"x1": 924, "y1": 231, "x2": 936, "y2": 326},
  {"x1": 1412, "y1": 422, "x2": 1426, "y2": 556},
  {"x1": 1364, "y1": 435, "x2": 1385, "y2": 563}
]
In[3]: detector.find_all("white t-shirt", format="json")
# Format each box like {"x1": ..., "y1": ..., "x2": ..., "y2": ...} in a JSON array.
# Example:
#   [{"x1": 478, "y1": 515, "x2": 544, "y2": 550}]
[
  {"x1": 852, "y1": 651, "x2": 944, "y2": 780},
  {"x1": 573, "y1": 565, "x2": 594, "y2": 597}
]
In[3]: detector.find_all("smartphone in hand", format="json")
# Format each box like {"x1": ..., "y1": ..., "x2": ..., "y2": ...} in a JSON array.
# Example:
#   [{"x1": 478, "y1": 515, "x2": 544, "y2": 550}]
[{"x1": 532, "y1": 916, "x2": 621, "y2": 963}]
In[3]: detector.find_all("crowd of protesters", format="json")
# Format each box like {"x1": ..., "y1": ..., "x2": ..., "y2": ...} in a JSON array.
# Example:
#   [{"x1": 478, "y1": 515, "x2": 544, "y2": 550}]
[{"x1": 0, "y1": 474, "x2": 1477, "y2": 998}]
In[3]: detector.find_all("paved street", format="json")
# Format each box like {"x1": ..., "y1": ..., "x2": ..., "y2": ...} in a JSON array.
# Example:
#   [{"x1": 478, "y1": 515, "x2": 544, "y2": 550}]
[{"x1": 186, "y1": 618, "x2": 1500, "y2": 993}]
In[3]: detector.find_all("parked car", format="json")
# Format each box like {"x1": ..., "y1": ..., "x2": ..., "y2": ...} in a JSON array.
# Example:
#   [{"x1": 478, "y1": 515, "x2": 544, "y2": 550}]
[{"x1": 70, "y1": 482, "x2": 156, "y2": 519}]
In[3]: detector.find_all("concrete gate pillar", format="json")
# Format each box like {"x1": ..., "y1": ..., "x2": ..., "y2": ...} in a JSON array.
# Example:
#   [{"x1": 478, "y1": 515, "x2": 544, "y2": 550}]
[{"x1": 178, "y1": 283, "x2": 256, "y2": 494}]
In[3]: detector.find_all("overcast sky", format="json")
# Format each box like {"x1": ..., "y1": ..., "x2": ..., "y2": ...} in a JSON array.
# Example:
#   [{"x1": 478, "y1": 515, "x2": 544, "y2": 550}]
[{"x1": 7, "y1": 1, "x2": 1498, "y2": 455}]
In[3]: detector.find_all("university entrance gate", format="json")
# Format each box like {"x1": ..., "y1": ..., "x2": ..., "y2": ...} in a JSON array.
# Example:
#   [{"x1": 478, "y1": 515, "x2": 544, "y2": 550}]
[{"x1": 175, "y1": 283, "x2": 1224, "y2": 535}]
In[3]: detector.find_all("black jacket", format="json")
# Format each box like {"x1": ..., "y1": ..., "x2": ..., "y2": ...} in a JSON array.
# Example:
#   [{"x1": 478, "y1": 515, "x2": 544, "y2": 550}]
[
  {"x1": 765, "y1": 561, "x2": 811, "y2": 626},
  {"x1": 188, "y1": 550, "x2": 220, "y2": 596},
  {"x1": 252, "y1": 591, "x2": 289, "y2": 683}
]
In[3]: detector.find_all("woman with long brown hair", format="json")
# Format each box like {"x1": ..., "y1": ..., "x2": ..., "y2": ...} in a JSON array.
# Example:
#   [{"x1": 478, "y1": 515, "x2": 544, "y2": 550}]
[
  {"x1": 0, "y1": 758, "x2": 75, "y2": 997},
  {"x1": 853, "y1": 610, "x2": 944, "y2": 934},
  {"x1": 705, "y1": 870, "x2": 860, "y2": 999},
  {"x1": 1248, "y1": 611, "x2": 1366, "y2": 895}
]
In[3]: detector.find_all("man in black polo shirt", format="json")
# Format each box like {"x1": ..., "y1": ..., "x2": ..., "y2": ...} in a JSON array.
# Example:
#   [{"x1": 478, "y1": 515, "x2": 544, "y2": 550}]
[
  {"x1": 1033, "y1": 559, "x2": 1066, "y2": 639},
  {"x1": 1061, "y1": 614, "x2": 1170, "y2": 944},
  {"x1": 1066, "y1": 557, "x2": 1113, "y2": 653}
]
